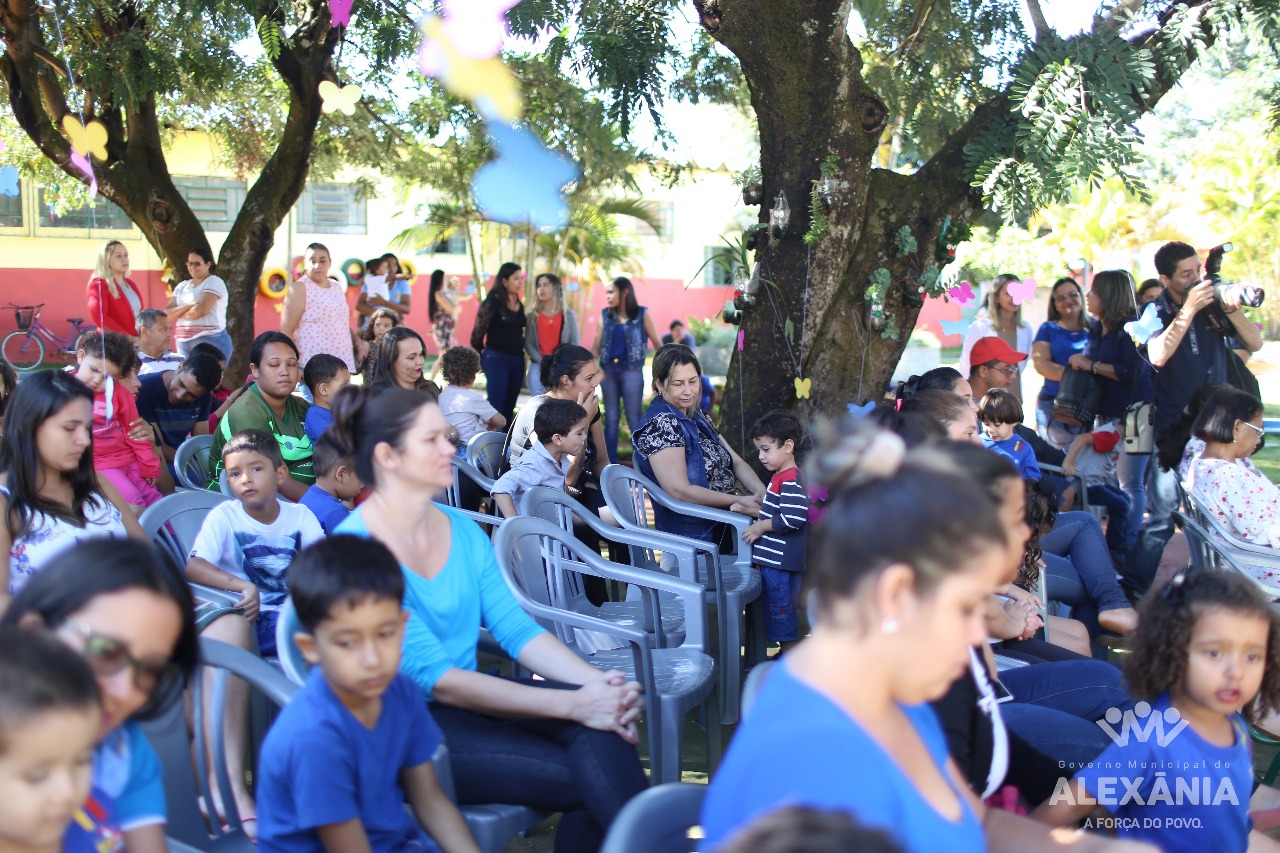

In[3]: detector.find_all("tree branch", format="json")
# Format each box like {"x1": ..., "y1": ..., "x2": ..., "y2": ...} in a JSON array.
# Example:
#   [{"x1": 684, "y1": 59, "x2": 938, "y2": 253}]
[
  {"x1": 1093, "y1": 0, "x2": 1145, "y2": 34},
  {"x1": 1025, "y1": 0, "x2": 1051, "y2": 42}
]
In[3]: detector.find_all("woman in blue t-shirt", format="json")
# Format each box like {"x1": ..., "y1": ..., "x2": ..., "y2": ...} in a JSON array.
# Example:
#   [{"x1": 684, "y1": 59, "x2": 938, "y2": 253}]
[
  {"x1": 1031, "y1": 276, "x2": 1089, "y2": 449},
  {"x1": 701, "y1": 426, "x2": 1152, "y2": 853},
  {"x1": 328, "y1": 384, "x2": 647, "y2": 853},
  {"x1": 3, "y1": 539, "x2": 200, "y2": 852}
]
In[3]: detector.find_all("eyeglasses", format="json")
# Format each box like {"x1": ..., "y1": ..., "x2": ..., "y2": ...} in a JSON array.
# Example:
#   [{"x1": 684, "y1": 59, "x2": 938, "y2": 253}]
[
  {"x1": 64, "y1": 619, "x2": 181, "y2": 696},
  {"x1": 1241, "y1": 422, "x2": 1266, "y2": 438},
  {"x1": 983, "y1": 362, "x2": 1018, "y2": 377},
  {"x1": 1053, "y1": 292, "x2": 1080, "y2": 303},
  {"x1": 185, "y1": 260, "x2": 206, "y2": 267}
]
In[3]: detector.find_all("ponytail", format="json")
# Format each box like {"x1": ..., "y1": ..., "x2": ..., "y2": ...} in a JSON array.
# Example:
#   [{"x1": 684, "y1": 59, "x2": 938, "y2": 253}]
[
  {"x1": 329, "y1": 385, "x2": 436, "y2": 486},
  {"x1": 539, "y1": 344, "x2": 596, "y2": 392}
]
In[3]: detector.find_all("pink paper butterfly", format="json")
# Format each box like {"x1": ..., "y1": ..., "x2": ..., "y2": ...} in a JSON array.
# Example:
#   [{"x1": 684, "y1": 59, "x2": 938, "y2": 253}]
[
  {"x1": 329, "y1": 0, "x2": 353, "y2": 27},
  {"x1": 947, "y1": 281, "x2": 975, "y2": 306},
  {"x1": 69, "y1": 149, "x2": 97, "y2": 198},
  {"x1": 1007, "y1": 277, "x2": 1037, "y2": 306},
  {"x1": 441, "y1": 0, "x2": 519, "y2": 60}
]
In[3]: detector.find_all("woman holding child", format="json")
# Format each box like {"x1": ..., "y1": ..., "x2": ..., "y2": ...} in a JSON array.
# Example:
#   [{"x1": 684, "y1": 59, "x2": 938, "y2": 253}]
[
  {"x1": 329, "y1": 384, "x2": 647, "y2": 853},
  {"x1": 207, "y1": 331, "x2": 314, "y2": 502},
  {"x1": 4, "y1": 539, "x2": 201, "y2": 852},
  {"x1": 0, "y1": 370, "x2": 146, "y2": 602},
  {"x1": 631, "y1": 344, "x2": 765, "y2": 543}
]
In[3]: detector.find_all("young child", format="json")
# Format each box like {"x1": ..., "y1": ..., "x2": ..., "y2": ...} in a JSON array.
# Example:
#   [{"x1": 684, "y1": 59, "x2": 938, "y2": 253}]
[
  {"x1": 1061, "y1": 421, "x2": 1131, "y2": 564},
  {"x1": 73, "y1": 330, "x2": 163, "y2": 508},
  {"x1": 979, "y1": 388, "x2": 1041, "y2": 480},
  {"x1": 357, "y1": 307, "x2": 402, "y2": 379},
  {"x1": 186, "y1": 429, "x2": 324, "y2": 654},
  {"x1": 741, "y1": 410, "x2": 809, "y2": 654},
  {"x1": 437, "y1": 346, "x2": 506, "y2": 447},
  {"x1": 299, "y1": 432, "x2": 363, "y2": 535},
  {"x1": 491, "y1": 398, "x2": 587, "y2": 518},
  {"x1": 362, "y1": 256, "x2": 390, "y2": 304},
  {"x1": 0, "y1": 627, "x2": 123, "y2": 853},
  {"x1": 302, "y1": 353, "x2": 350, "y2": 442},
  {"x1": 257, "y1": 536, "x2": 481, "y2": 853},
  {"x1": 1032, "y1": 569, "x2": 1280, "y2": 853}
]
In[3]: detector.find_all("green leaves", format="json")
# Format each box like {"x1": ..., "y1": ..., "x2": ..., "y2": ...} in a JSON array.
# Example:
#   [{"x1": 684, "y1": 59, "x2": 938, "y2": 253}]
[{"x1": 257, "y1": 17, "x2": 283, "y2": 61}]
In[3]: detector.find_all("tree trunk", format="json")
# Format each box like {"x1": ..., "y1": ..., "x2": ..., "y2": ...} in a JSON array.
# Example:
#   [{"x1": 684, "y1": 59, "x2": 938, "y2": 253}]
[{"x1": 0, "y1": 0, "x2": 340, "y2": 382}]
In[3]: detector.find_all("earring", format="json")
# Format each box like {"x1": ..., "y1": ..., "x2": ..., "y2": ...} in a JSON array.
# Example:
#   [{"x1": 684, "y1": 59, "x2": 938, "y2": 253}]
[{"x1": 881, "y1": 617, "x2": 900, "y2": 635}]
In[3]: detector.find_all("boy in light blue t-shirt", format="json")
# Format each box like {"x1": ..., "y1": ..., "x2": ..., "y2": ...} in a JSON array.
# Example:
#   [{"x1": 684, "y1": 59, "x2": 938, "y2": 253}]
[
  {"x1": 979, "y1": 388, "x2": 1041, "y2": 480},
  {"x1": 257, "y1": 536, "x2": 479, "y2": 853}
]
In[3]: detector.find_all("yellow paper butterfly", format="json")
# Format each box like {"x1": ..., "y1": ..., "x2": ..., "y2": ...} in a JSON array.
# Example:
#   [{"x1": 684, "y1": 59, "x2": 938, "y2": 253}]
[
  {"x1": 318, "y1": 81, "x2": 362, "y2": 116},
  {"x1": 421, "y1": 16, "x2": 522, "y2": 122},
  {"x1": 794, "y1": 377, "x2": 812, "y2": 399},
  {"x1": 61, "y1": 115, "x2": 108, "y2": 160}
]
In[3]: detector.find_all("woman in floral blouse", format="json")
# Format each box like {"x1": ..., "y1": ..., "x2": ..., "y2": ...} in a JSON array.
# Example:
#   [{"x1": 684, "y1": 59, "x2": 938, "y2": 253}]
[{"x1": 1187, "y1": 387, "x2": 1278, "y2": 566}]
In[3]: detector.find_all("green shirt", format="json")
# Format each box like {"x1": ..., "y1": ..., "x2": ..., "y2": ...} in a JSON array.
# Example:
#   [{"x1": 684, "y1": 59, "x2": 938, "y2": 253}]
[{"x1": 207, "y1": 385, "x2": 315, "y2": 488}]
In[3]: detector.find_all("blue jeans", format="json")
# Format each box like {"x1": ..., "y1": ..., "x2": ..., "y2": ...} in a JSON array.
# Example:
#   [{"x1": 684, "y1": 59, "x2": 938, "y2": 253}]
[
  {"x1": 1129, "y1": 462, "x2": 1180, "y2": 593},
  {"x1": 761, "y1": 568, "x2": 802, "y2": 642},
  {"x1": 602, "y1": 365, "x2": 644, "y2": 464},
  {"x1": 482, "y1": 349, "x2": 526, "y2": 425},
  {"x1": 1085, "y1": 483, "x2": 1131, "y2": 554},
  {"x1": 1118, "y1": 450, "x2": 1149, "y2": 548},
  {"x1": 1000, "y1": 660, "x2": 1125, "y2": 771},
  {"x1": 1042, "y1": 511, "x2": 1130, "y2": 637},
  {"x1": 527, "y1": 361, "x2": 547, "y2": 397},
  {"x1": 430, "y1": 680, "x2": 647, "y2": 853},
  {"x1": 178, "y1": 328, "x2": 233, "y2": 362}
]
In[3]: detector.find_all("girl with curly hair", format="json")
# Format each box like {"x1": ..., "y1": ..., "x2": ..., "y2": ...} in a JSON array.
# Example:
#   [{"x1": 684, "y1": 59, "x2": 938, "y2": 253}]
[{"x1": 1033, "y1": 569, "x2": 1280, "y2": 852}]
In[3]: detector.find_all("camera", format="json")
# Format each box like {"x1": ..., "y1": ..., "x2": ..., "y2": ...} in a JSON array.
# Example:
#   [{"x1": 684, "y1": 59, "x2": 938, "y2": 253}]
[{"x1": 1203, "y1": 243, "x2": 1264, "y2": 334}]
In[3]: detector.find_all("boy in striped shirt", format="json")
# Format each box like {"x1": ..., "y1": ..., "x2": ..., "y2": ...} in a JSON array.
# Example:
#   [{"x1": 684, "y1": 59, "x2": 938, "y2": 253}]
[{"x1": 742, "y1": 410, "x2": 809, "y2": 654}]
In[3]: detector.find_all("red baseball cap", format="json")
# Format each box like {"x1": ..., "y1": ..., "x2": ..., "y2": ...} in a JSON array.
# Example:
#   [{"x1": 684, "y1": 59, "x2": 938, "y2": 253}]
[{"x1": 970, "y1": 336, "x2": 1027, "y2": 365}]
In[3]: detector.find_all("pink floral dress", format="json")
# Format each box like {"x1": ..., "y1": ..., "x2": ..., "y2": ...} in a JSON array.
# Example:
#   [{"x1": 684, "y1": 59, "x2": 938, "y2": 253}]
[
  {"x1": 294, "y1": 278, "x2": 355, "y2": 371},
  {"x1": 1189, "y1": 457, "x2": 1280, "y2": 588}
]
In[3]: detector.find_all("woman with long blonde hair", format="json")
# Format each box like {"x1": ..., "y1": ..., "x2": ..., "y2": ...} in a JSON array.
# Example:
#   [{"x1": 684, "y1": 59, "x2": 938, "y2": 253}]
[
  {"x1": 524, "y1": 273, "x2": 580, "y2": 395},
  {"x1": 958, "y1": 273, "x2": 1035, "y2": 401},
  {"x1": 86, "y1": 240, "x2": 145, "y2": 339}
]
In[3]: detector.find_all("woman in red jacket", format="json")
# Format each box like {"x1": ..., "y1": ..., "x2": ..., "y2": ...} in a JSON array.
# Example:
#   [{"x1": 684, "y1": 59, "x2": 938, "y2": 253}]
[{"x1": 86, "y1": 240, "x2": 145, "y2": 340}]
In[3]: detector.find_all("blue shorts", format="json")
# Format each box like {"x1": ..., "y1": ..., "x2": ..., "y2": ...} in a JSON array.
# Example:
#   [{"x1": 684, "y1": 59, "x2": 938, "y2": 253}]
[{"x1": 760, "y1": 567, "x2": 803, "y2": 643}]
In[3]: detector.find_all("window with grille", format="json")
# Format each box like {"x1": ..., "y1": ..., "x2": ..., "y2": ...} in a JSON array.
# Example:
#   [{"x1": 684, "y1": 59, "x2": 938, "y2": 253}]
[
  {"x1": 173, "y1": 176, "x2": 245, "y2": 230},
  {"x1": 39, "y1": 189, "x2": 134, "y2": 230},
  {"x1": 429, "y1": 233, "x2": 468, "y2": 254},
  {"x1": 296, "y1": 183, "x2": 367, "y2": 234},
  {"x1": 703, "y1": 246, "x2": 734, "y2": 287},
  {"x1": 0, "y1": 186, "x2": 21, "y2": 228}
]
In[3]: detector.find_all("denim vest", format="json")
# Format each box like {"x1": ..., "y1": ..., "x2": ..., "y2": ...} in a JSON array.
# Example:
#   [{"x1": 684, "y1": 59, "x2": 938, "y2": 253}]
[
  {"x1": 633, "y1": 396, "x2": 721, "y2": 542},
  {"x1": 601, "y1": 306, "x2": 648, "y2": 370}
]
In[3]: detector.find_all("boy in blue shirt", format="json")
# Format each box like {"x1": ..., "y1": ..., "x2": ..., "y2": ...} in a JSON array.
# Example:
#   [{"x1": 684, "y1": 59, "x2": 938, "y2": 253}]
[
  {"x1": 302, "y1": 353, "x2": 351, "y2": 442},
  {"x1": 257, "y1": 536, "x2": 480, "y2": 853},
  {"x1": 979, "y1": 388, "x2": 1041, "y2": 479},
  {"x1": 299, "y1": 432, "x2": 363, "y2": 535}
]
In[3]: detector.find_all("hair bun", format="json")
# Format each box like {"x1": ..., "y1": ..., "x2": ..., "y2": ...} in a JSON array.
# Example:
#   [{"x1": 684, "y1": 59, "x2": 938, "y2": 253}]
[{"x1": 808, "y1": 420, "x2": 906, "y2": 491}]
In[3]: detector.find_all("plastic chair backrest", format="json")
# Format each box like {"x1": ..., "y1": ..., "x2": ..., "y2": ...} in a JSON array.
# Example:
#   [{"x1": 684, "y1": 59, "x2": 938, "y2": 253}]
[
  {"x1": 138, "y1": 489, "x2": 230, "y2": 566},
  {"x1": 174, "y1": 434, "x2": 216, "y2": 491},
  {"x1": 600, "y1": 783, "x2": 706, "y2": 853},
  {"x1": 275, "y1": 598, "x2": 311, "y2": 686},
  {"x1": 466, "y1": 431, "x2": 507, "y2": 480},
  {"x1": 741, "y1": 660, "x2": 775, "y2": 720}
]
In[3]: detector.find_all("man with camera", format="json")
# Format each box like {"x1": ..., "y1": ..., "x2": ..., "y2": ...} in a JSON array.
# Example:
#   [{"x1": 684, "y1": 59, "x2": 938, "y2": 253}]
[{"x1": 1129, "y1": 240, "x2": 1263, "y2": 590}]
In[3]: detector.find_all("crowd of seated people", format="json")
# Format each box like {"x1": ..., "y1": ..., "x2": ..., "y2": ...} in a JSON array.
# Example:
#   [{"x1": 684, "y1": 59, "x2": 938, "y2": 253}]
[{"x1": 6, "y1": 289, "x2": 1280, "y2": 853}]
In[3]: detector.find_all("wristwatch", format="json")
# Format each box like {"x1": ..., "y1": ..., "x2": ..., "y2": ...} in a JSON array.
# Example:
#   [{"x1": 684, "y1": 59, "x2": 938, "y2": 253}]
[{"x1": 1090, "y1": 360, "x2": 1099, "y2": 375}]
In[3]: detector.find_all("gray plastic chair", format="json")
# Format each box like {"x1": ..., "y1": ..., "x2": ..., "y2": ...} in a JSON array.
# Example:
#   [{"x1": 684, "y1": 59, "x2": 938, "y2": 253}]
[
  {"x1": 521, "y1": 487, "x2": 688, "y2": 646},
  {"x1": 1176, "y1": 504, "x2": 1280, "y2": 601},
  {"x1": 601, "y1": 464, "x2": 763, "y2": 724},
  {"x1": 174, "y1": 434, "x2": 216, "y2": 491},
  {"x1": 442, "y1": 456, "x2": 505, "y2": 529},
  {"x1": 275, "y1": 599, "x2": 547, "y2": 852},
  {"x1": 600, "y1": 782, "x2": 706, "y2": 853},
  {"x1": 142, "y1": 638, "x2": 298, "y2": 852},
  {"x1": 466, "y1": 431, "x2": 507, "y2": 479},
  {"x1": 138, "y1": 490, "x2": 239, "y2": 613},
  {"x1": 494, "y1": 516, "x2": 719, "y2": 784}
]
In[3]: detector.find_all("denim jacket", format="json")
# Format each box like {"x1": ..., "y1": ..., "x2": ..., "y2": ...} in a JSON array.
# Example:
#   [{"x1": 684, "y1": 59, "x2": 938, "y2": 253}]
[
  {"x1": 601, "y1": 306, "x2": 648, "y2": 370},
  {"x1": 633, "y1": 395, "x2": 722, "y2": 542}
]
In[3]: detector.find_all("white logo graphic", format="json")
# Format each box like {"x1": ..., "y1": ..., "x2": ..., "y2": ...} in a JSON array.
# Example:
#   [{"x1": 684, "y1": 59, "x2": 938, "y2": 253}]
[{"x1": 1096, "y1": 701, "x2": 1189, "y2": 747}]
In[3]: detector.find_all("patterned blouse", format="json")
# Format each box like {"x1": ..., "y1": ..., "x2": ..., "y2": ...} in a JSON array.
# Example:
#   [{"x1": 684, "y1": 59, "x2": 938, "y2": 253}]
[
  {"x1": 1189, "y1": 457, "x2": 1280, "y2": 588},
  {"x1": 632, "y1": 412, "x2": 735, "y2": 493},
  {"x1": 294, "y1": 278, "x2": 355, "y2": 371},
  {"x1": 3, "y1": 485, "x2": 127, "y2": 595}
]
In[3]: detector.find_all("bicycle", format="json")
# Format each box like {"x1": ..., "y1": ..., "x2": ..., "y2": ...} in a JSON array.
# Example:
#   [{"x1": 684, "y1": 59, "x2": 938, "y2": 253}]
[{"x1": 1, "y1": 304, "x2": 97, "y2": 370}]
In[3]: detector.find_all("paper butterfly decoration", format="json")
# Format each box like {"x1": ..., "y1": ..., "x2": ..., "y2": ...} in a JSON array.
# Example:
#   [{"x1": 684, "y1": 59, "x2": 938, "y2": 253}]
[
  {"x1": 439, "y1": 0, "x2": 519, "y2": 60},
  {"x1": 947, "y1": 281, "x2": 975, "y2": 306},
  {"x1": 847, "y1": 401, "x2": 876, "y2": 419},
  {"x1": 419, "y1": 17, "x2": 522, "y2": 122},
  {"x1": 319, "y1": 81, "x2": 362, "y2": 115},
  {"x1": 940, "y1": 317, "x2": 971, "y2": 337},
  {"x1": 1007, "y1": 277, "x2": 1037, "y2": 306},
  {"x1": 737, "y1": 330, "x2": 744, "y2": 351},
  {"x1": 329, "y1": 0, "x2": 353, "y2": 27},
  {"x1": 61, "y1": 115, "x2": 108, "y2": 161},
  {"x1": 472, "y1": 122, "x2": 578, "y2": 227},
  {"x1": 0, "y1": 166, "x2": 18, "y2": 197},
  {"x1": 69, "y1": 150, "x2": 97, "y2": 198},
  {"x1": 794, "y1": 377, "x2": 812, "y2": 399},
  {"x1": 1125, "y1": 306, "x2": 1165, "y2": 345},
  {"x1": 0, "y1": 139, "x2": 7, "y2": 152}
]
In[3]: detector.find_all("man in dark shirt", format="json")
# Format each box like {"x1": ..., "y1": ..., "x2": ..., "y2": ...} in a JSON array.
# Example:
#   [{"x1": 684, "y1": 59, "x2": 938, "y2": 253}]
[
  {"x1": 1129, "y1": 241, "x2": 1262, "y2": 590},
  {"x1": 135, "y1": 352, "x2": 221, "y2": 464},
  {"x1": 660, "y1": 319, "x2": 697, "y2": 350}
]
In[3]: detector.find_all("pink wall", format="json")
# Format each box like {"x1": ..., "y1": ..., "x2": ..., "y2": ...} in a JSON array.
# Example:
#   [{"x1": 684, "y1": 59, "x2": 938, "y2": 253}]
[{"x1": 0, "y1": 268, "x2": 739, "y2": 360}]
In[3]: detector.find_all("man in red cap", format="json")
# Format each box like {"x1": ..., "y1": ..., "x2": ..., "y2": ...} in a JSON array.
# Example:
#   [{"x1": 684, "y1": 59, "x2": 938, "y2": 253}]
[{"x1": 966, "y1": 336, "x2": 1027, "y2": 401}]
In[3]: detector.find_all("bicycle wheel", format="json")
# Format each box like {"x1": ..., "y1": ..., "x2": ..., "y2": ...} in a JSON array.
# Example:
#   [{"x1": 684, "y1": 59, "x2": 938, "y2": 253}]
[{"x1": 1, "y1": 330, "x2": 46, "y2": 370}]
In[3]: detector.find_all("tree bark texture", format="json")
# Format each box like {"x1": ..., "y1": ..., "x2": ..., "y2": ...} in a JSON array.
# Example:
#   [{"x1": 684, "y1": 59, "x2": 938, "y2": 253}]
[
  {"x1": 0, "y1": 0, "x2": 340, "y2": 381},
  {"x1": 701, "y1": 0, "x2": 1224, "y2": 451}
]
